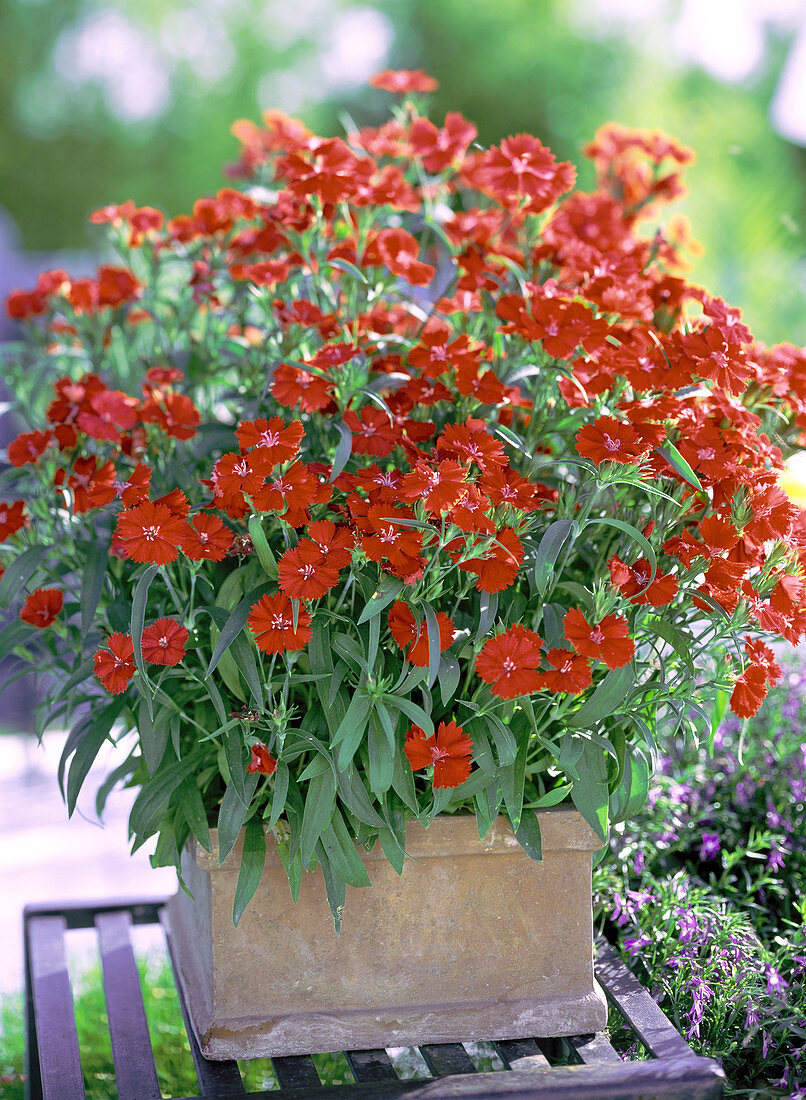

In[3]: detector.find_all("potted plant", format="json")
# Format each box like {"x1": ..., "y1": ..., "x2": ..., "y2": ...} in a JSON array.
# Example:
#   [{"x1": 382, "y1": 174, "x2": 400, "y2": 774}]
[{"x1": 3, "y1": 68, "x2": 805, "y2": 1059}]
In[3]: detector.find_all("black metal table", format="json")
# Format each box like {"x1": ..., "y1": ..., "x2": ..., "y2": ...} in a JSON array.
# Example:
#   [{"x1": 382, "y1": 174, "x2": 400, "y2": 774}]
[{"x1": 23, "y1": 898, "x2": 725, "y2": 1099}]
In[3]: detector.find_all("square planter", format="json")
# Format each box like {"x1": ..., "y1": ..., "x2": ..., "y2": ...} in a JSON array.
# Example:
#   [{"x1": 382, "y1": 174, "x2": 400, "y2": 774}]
[{"x1": 166, "y1": 807, "x2": 607, "y2": 1059}]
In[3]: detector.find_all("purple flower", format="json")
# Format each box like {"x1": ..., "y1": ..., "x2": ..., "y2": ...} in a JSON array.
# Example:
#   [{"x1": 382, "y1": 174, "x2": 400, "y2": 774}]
[
  {"x1": 623, "y1": 933, "x2": 653, "y2": 956},
  {"x1": 764, "y1": 964, "x2": 788, "y2": 998},
  {"x1": 698, "y1": 833, "x2": 721, "y2": 861},
  {"x1": 767, "y1": 841, "x2": 786, "y2": 873},
  {"x1": 676, "y1": 907, "x2": 701, "y2": 945}
]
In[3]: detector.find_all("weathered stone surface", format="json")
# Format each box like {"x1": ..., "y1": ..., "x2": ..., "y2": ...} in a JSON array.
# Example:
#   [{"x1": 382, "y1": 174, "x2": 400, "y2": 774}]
[{"x1": 167, "y1": 808, "x2": 607, "y2": 1059}]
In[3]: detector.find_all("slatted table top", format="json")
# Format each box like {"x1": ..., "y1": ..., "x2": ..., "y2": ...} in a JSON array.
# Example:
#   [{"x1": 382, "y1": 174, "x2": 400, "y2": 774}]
[{"x1": 23, "y1": 898, "x2": 725, "y2": 1099}]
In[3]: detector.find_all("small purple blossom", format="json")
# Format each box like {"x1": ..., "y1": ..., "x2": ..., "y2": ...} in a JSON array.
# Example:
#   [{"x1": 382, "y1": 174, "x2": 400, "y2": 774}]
[
  {"x1": 698, "y1": 833, "x2": 721, "y2": 861},
  {"x1": 764, "y1": 964, "x2": 788, "y2": 998}
]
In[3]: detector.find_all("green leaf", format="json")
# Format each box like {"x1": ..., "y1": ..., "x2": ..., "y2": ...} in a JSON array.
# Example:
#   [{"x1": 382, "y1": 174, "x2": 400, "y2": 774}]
[
  {"x1": 357, "y1": 578, "x2": 404, "y2": 624},
  {"x1": 66, "y1": 698, "x2": 126, "y2": 816},
  {"x1": 367, "y1": 712, "x2": 394, "y2": 794},
  {"x1": 514, "y1": 809, "x2": 543, "y2": 862},
  {"x1": 382, "y1": 693, "x2": 433, "y2": 736},
  {"x1": 81, "y1": 540, "x2": 110, "y2": 637},
  {"x1": 206, "y1": 584, "x2": 271, "y2": 679},
  {"x1": 533, "y1": 520, "x2": 575, "y2": 595},
  {"x1": 217, "y1": 772, "x2": 259, "y2": 864},
  {"x1": 300, "y1": 767, "x2": 337, "y2": 869},
  {"x1": 320, "y1": 808, "x2": 372, "y2": 888},
  {"x1": 531, "y1": 783, "x2": 573, "y2": 809},
  {"x1": 585, "y1": 517, "x2": 656, "y2": 584},
  {"x1": 0, "y1": 545, "x2": 51, "y2": 609},
  {"x1": 138, "y1": 700, "x2": 170, "y2": 775},
  {"x1": 657, "y1": 441, "x2": 703, "y2": 491},
  {"x1": 130, "y1": 564, "x2": 160, "y2": 717},
  {"x1": 315, "y1": 841, "x2": 347, "y2": 932},
  {"x1": 0, "y1": 619, "x2": 34, "y2": 662},
  {"x1": 644, "y1": 617, "x2": 695, "y2": 676},
  {"x1": 232, "y1": 818, "x2": 266, "y2": 926},
  {"x1": 570, "y1": 741, "x2": 609, "y2": 842},
  {"x1": 247, "y1": 515, "x2": 278, "y2": 577},
  {"x1": 334, "y1": 690, "x2": 372, "y2": 770},
  {"x1": 421, "y1": 602, "x2": 442, "y2": 690},
  {"x1": 437, "y1": 654, "x2": 460, "y2": 706},
  {"x1": 475, "y1": 591, "x2": 498, "y2": 642},
  {"x1": 500, "y1": 735, "x2": 528, "y2": 830},
  {"x1": 326, "y1": 257, "x2": 370, "y2": 285},
  {"x1": 178, "y1": 776, "x2": 211, "y2": 853},
  {"x1": 129, "y1": 759, "x2": 186, "y2": 843},
  {"x1": 229, "y1": 632, "x2": 264, "y2": 709},
  {"x1": 265, "y1": 762, "x2": 290, "y2": 829},
  {"x1": 566, "y1": 664, "x2": 636, "y2": 729},
  {"x1": 330, "y1": 421, "x2": 353, "y2": 482},
  {"x1": 486, "y1": 713, "x2": 517, "y2": 766},
  {"x1": 337, "y1": 766, "x2": 386, "y2": 827},
  {"x1": 223, "y1": 725, "x2": 249, "y2": 805}
]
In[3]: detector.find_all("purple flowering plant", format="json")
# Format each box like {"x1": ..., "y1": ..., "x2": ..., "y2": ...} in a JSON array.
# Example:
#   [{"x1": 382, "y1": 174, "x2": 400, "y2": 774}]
[{"x1": 596, "y1": 653, "x2": 806, "y2": 1095}]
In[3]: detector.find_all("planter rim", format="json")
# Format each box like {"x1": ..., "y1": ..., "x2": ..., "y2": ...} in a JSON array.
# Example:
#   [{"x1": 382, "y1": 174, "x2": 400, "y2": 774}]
[{"x1": 193, "y1": 807, "x2": 602, "y2": 873}]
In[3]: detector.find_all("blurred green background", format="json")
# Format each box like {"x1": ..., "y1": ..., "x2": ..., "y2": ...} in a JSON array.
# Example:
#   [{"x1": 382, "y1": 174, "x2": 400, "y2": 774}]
[{"x1": 1, "y1": 0, "x2": 805, "y2": 346}]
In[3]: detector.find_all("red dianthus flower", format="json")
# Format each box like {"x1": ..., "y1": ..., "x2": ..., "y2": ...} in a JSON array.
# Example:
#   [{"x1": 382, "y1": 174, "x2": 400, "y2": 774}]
[{"x1": 404, "y1": 720, "x2": 473, "y2": 789}]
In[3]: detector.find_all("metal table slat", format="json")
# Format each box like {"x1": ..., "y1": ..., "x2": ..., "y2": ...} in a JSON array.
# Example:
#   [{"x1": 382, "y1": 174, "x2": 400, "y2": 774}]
[
  {"x1": 95, "y1": 910, "x2": 162, "y2": 1100},
  {"x1": 345, "y1": 1048, "x2": 400, "y2": 1081},
  {"x1": 272, "y1": 1054, "x2": 325, "y2": 1089},
  {"x1": 495, "y1": 1038, "x2": 551, "y2": 1070},
  {"x1": 420, "y1": 1042, "x2": 478, "y2": 1076},
  {"x1": 596, "y1": 942, "x2": 692, "y2": 1060},
  {"x1": 27, "y1": 914, "x2": 86, "y2": 1100},
  {"x1": 160, "y1": 910, "x2": 246, "y2": 1098},
  {"x1": 567, "y1": 1032, "x2": 622, "y2": 1065}
]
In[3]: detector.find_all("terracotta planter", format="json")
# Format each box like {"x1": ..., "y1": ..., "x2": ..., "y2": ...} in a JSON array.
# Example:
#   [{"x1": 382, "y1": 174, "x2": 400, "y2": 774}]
[{"x1": 166, "y1": 808, "x2": 607, "y2": 1059}]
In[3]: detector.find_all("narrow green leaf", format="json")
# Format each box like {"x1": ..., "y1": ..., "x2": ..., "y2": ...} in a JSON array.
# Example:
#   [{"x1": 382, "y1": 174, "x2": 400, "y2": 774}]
[
  {"x1": 566, "y1": 664, "x2": 635, "y2": 729},
  {"x1": 300, "y1": 767, "x2": 337, "y2": 868},
  {"x1": 330, "y1": 421, "x2": 353, "y2": 482},
  {"x1": 570, "y1": 741, "x2": 609, "y2": 842},
  {"x1": 131, "y1": 564, "x2": 160, "y2": 718},
  {"x1": 206, "y1": 583, "x2": 271, "y2": 678},
  {"x1": 421, "y1": 602, "x2": 442, "y2": 690},
  {"x1": 232, "y1": 818, "x2": 266, "y2": 926},
  {"x1": 357, "y1": 578, "x2": 404, "y2": 624},
  {"x1": 247, "y1": 515, "x2": 278, "y2": 576},
  {"x1": 217, "y1": 772, "x2": 259, "y2": 864},
  {"x1": 81, "y1": 540, "x2": 110, "y2": 637},
  {"x1": 514, "y1": 809, "x2": 543, "y2": 862},
  {"x1": 0, "y1": 545, "x2": 51, "y2": 609},
  {"x1": 586, "y1": 517, "x2": 656, "y2": 584},
  {"x1": 129, "y1": 759, "x2": 186, "y2": 842},
  {"x1": 265, "y1": 762, "x2": 290, "y2": 829},
  {"x1": 437, "y1": 654, "x2": 460, "y2": 706},
  {"x1": 382, "y1": 693, "x2": 433, "y2": 736},
  {"x1": 644, "y1": 617, "x2": 695, "y2": 675},
  {"x1": 138, "y1": 700, "x2": 170, "y2": 775},
  {"x1": 320, "y1": 808, "x2": 372, "y2": 887},
  {"x1": 223, "y1": 725, "x2": 248, "y2": 805},
  {"x1": 66, "y1": 698, "x2": 126, "y2": 815},
  {"x1": 367, "y1": 712, "x2": 394, "y2": 794},
  {"x1": 657, "y1": 440, "x2": 703, "y2": 491},
  {"x1": 315, "y1": 841, "x2": 347, "y2": 932},
  {"x1": 533, "y1": 520, "x2": 575, "y2": 595},
  {"x1": 178, "y1": 776, "x2": 211, "y2": 852}
]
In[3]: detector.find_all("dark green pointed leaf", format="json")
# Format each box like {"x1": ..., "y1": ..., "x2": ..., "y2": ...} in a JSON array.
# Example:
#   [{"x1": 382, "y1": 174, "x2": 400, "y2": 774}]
[
  {"x1": 657, "y1": 441, "x2": 703, "y2": 491},
  {"x1": 0, "y1": 545, "x2": 51, "y2": 609},
  {"x1": 81, "y1": 540, "x2": 110, "y2": 637},
  {"x1": 232, "y1": 818, "x2": 266, "y2": 926},
  {"x1": 533, "y1": 520, "x2": 575, "y2": 595}
]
